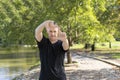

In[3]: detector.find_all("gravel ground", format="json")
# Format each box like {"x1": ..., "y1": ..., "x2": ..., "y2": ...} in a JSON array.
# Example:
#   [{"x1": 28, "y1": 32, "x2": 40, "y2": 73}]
[{"x1": 13, "y1": 52, "x2": 120, "y2": 80}]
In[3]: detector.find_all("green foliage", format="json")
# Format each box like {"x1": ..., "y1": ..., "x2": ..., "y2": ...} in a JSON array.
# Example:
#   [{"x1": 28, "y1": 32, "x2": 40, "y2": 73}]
[
  {"x1": 0, "y1": 0, "x2": 119, "y2": 46},
  {"x1": 0, "y1": 0, "x2": 43, "y2": 46}
]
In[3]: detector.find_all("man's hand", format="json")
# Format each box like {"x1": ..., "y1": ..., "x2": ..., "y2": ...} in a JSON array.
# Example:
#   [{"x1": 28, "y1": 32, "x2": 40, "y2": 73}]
[
  {"x1": 58, "y1": 30, "x2": 67, "y2": 42},
  {"x1": 43, "y1": 20, "x2": 55, "y2": 32},
  {"x1": 35, "y1": 20, "x2": 53, "y2": 42},
  {"x1": 58, "y1": 30, "x2": 69, "y2": 50}
]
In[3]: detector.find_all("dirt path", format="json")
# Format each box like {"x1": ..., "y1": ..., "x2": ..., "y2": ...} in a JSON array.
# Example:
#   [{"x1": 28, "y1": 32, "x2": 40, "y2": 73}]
[{"x1": 65, "y1": 53, "x2": 120, "y2": 80}]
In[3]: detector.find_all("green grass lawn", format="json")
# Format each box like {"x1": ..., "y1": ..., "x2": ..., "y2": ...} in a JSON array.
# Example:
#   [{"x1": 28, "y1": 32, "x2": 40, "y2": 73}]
[
  {"x1": 70, "y1": 41, "x2": 120, "y2": 50},
  {"x1": 96, "y1": 41, "x2": 120, "y2": 50},
  {"x1": 70, "y1": 44, "x2": 84, "y2": 50},
  {"x1": 70, "y1": 41, "x2": 120, "y2": 59},
  {"x1": 112, "y1": 53, "x2": 120, "y2": 59}
]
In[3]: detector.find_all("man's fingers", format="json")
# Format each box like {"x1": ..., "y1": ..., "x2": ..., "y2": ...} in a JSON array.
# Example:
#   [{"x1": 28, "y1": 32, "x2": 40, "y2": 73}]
[
  {"x1": 62, "y1": 32, "x2": 67, "y2": 38},
  {"x1": 44, "y1": 20, "x2": 53, "y2": 27},
  {"x1": 57, "y1": 31, "x2": 67, "y2": 41},
  {"x1": 45, "y1": 20, "x2": 54, "y2": 32},
  {"x1": 45, "y1": 20, "x2": 53, "y2": 23},
  {"x1": 59, "y1": 32, "x2": 66, "y2": 38},
  {"x1": 58, "y1": 30, "x2": 62, "y2": 34}
]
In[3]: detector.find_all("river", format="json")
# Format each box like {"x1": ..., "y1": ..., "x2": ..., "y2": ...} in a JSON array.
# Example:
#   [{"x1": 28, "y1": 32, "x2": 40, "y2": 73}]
[{"x1": 0, "y1": 51, "x2": 39, "y2": 80}]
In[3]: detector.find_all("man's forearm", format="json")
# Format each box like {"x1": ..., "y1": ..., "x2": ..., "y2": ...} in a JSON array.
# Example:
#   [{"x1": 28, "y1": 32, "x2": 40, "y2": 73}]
[
  {"x1": 35, "y1": 22, "x2": 46, "y2": 42},
  {"x1": 62, "y1": 39, "x2": 69, "y2": 51},
  {"x1": 35, "y1": 20, "x2": 53, "y2": 34},
  {"x1": 35, "y1": 22, "x2": 45, "y2": 34}
]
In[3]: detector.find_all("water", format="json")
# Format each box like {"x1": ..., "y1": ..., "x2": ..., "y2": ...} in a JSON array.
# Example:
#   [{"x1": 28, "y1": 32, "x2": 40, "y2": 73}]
[{"x1": 0, "y1": 51, "x2": 39, "y2": 80}]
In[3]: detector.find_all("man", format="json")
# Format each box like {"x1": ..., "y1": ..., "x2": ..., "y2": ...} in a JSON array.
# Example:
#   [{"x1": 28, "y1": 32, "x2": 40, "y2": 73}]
[{"x1": 35, "y1": 20, "x2": 69, "y2": 80}]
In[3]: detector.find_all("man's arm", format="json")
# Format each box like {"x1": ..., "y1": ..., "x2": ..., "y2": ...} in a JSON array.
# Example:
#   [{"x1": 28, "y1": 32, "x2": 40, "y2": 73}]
[
  {"x1": 62, "y1": 38, "x2": 69, "y2": 51},
  {"x1": 58, "y1": 31, "x2": 69, "y2": 50},
  {"x1": 35, "y1": 22, "x2": 46, "y2": 42},
  {"x1": 35, "y1": 20, "x2": 52, "y2": 42}
]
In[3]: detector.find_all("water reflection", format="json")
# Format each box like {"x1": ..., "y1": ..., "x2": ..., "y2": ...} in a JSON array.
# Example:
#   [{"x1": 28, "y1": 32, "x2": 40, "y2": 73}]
[
  {"x1": 0, "y1": 67, "x2": 22, "y2": 80},
  {"x1": 0, "y1": 52, "x2": 39, "y2": 80}
]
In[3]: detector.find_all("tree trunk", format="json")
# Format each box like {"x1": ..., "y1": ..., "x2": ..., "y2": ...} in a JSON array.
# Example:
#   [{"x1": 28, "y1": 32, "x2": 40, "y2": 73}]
[
  {"x1": 67, "y1": 37, "x2": 72, "y2": 64},
  {"x1": 84, "y1": 43, "x2": 91, "y2": 49},
  {"x1": 68, "y1": 37, "x2": 73, "y2": 46},
  {"x1": 66, "y1": 23, "x2": 72, "y2": 64},
  {"x1": 109, "y1": 41, "x2": 111, "y2": 48},
  {"x1": 67, "y1": 50, "x2": 72, "y2": 63},
  {"x1": 91, "y1": 42, "x2": 95, "y2": 51}
]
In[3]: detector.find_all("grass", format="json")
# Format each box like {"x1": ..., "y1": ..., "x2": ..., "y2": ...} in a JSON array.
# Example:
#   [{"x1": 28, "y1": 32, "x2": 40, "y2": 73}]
[
  {"x1": 112, "y1": 53, "x2": 120, "y2": 59},
  {"x1": 70, "y1": 41, "x2": 120, "y2": 59},
  {"x1": 70, "y1": 41, "x2": 120, "y2": 50},
  {"x1": 29, "y1": 61, "x2": 40, "y2": 70},
  {"x1": 96, "y1": 41, "x2": 120, "y2": 49},
  {"x1": 70, "y1": 44, "x2": 84, "y2": 50}
]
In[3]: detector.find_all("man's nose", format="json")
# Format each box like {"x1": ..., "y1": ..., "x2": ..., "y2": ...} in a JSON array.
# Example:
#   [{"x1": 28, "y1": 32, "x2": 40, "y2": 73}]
[{"x1": 51, "y1": 32, "x2": 55, "y2": 35}]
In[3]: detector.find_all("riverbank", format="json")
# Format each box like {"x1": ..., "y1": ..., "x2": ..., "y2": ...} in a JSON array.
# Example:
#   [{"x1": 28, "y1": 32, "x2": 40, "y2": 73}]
[
  {"x1": 0, "y1": 46, "x2": 39, "y2": 80},
  {"x1": 0, "y1": 47, "x2": 37, "y2": 54}
]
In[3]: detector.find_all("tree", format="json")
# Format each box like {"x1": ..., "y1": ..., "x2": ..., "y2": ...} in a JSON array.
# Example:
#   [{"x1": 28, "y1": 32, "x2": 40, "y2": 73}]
[
  {"x1": 97, "y1": 0, "x2": 120, "y2": 48},
  {"x1": 0, "y1": 0, "x2": 44, "y2": 46}
]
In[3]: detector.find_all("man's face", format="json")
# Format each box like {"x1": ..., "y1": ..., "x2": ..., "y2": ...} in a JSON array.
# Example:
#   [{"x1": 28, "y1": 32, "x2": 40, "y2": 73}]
[{"x1": 47, "y1": 22, "x2": 59, "y2": 41}]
